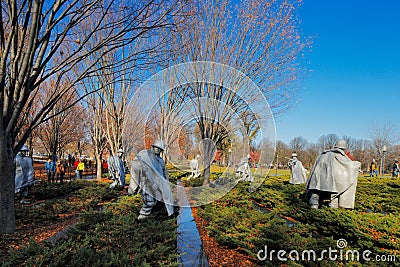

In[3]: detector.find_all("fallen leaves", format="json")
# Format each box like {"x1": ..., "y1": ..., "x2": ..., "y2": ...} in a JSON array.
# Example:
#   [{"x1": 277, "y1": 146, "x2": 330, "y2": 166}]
[{"x1": 192, "y1": 207, "x2": 256, "y2": 267}]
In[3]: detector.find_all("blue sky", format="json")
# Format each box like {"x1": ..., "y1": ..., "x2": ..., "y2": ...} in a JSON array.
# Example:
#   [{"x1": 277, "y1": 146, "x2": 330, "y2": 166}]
[{"x1": 275, "y1": 0, "x2": 400, "y2": 144}]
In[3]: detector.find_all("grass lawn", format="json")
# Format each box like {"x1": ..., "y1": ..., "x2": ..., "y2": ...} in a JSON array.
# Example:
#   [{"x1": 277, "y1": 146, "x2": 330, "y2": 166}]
[{"x1": 195, "y1": 173, "x2": 400, "y2": 266}]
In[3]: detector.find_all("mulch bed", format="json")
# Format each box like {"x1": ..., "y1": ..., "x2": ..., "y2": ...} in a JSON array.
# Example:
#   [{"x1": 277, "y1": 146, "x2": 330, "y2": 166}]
[
  {"x1": 191, "y1": 207, "x2": 256, "y2": 267},
  {"x1": 0, "y1": 201, "x2": 80, "y2": 261},
  {"x1": 0, "y1": 171, "x2": 108, "y2": 262}
]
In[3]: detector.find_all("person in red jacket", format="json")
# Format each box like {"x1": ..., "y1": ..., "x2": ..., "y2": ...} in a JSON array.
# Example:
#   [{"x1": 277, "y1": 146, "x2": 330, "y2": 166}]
[
  {"x1": 102, "y1": 160, "x2": 109, "y2": 173},
  {"x1": 73, "y1": 158, "x2": 80, "y2": 179}
]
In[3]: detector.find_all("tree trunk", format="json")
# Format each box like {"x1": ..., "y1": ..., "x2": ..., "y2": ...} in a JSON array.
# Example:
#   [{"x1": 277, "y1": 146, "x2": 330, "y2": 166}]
[
  {"x1": 203, "y1": 159, "x2": 211, "y2": 185},
  {"x1": 0, "y1": 136, "x2": 16, "y2": 233},
  {"x1": 51, "y1": 124, "x2": 59, "y2": 160},
  {"x1": 95, "y1": 154, "x2": 102, "y2": 180},
  {"x1": 201, "y1": 139, "x2": 216, "y2": 185}
]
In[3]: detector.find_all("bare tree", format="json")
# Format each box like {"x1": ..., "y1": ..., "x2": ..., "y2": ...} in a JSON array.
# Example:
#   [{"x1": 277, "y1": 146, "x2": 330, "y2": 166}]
[
  {"x1": 77, "y1": 47, "x2": 137, "y2": 179},
  {"x1": 317, "y1": 134, "x2": 339, "y2": 151},
  {"x1": 0, "y1": 0, "x2": 185, "y2": 233},
  {"x1": 95, "y1": 53, "x2": 132, "y2": 157},
  {"x1": 81, "y1": 1, "x2": 187, "y2": 171},
  {"x1": 240, "y1": 110, "x2": 261, "y2": 148},
  {"x1": 369, "y1": 123, "x2": 399, "y2": 174},
  {"x1": 351, "y1": 139, "x2": 370, "y2": 171},
  {"x1": 303, "y1": 143, "x2": 319, "y2": 169},
  {"x1": 275, "y1": 140, "x2": 290, "y2": 168},
  {"x1": 342, "y1": 135, "x2": 357, "y2": 152},
  {"x1": 289, "y1": 136, "x2": 308, "y2": 152},
  {"x1": 81, "y1": 81, "x2": 107, "y2": 180},
  {"x1": 35, "y1": 80, "x2": 86, "y2": 159},
  {"x1": 149, "y1": 0, "x2": 309, "y2": 183},
  {"x1": 369, "y1": 123, "x2": 399, "y2": 156}
]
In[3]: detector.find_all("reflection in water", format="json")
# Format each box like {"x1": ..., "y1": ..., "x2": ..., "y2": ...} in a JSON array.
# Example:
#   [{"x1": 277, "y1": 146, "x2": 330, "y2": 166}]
[{"x1": 177, "y1": 184, "x2": 209, "y2": 267}]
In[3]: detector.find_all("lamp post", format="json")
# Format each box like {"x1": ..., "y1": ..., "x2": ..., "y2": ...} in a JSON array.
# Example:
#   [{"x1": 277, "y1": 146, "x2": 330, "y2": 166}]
[
  {"x1": 381, "y1": 145, "x2": 387, "y2": 177},
  {"x1": 276, "y1": 154, "x2": 278, "y2": 176}
]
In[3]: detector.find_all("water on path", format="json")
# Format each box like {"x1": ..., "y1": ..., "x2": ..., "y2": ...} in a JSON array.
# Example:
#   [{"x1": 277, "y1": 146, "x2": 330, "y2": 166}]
[{"x1": 177, "y1": 184, "x2": 209, "y2": 267}]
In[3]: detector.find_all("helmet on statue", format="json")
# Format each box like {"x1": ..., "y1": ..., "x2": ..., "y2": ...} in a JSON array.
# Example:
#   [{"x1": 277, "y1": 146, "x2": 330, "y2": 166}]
[
  {"x1": 152, "y1": 139, "x2": 166, "y2": 151},
  {"x1": 334, "y1": 139, "x2": 347, "y2": 150}
]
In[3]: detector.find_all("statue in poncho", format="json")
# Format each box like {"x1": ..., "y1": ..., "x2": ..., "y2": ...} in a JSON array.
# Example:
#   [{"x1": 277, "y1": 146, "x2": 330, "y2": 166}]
[
  {"x1": 108, "y1": 149, "x2": 126, "y2": 188},
  {"x1": 189, "y1": 155, "x2": 201, "y2": 179},
  {"x1": 236, "y1": 154, "x2": 253, "y2": 182},
  {"x1": 306, "y1": 139, "x2": 360, "y2": 209},
  {"x1": 15, "y1": 145, "x2": 35, "y2": 204},
  {"x1": 288, "y1": 153, "x2": 307, "y2": 184},
  {"x1": 128, "y1": 140, "x2": 174, "y2": 220}
]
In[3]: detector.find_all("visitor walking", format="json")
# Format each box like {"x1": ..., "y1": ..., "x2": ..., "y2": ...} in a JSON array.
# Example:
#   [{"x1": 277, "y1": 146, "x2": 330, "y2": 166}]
[
  {"x1": 76, "y1": 158, "x2": 85, "y2": 179},
  {"x1": 56, "y1": 159, "x2": 66, "y2": 183},
  {"x1": 392, "y1": 160, "x2": 400, "y2": 178},
  {"x1": 370, "y1": 159, "x2": 378, "y2": 177},
  {"x1": 45, "y1": 157, "x2": 56, "y2": 182}
]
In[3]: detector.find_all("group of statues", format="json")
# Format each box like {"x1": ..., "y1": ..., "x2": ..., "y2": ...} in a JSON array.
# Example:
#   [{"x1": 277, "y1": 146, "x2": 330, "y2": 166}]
[
  {"x1": 108, "y1": 138, "x2": 361, "y2": 215},
  {"x1": 14, "y1": 137, "x2": 362, "y2": 220},
  {"x1": 288, "y1": 139, "x2": 360, "y2": 209},
  {"x1": 229, "y1": 138, "x2": 360, "y2": 209},
  {"x1": 184, "y1": 139, "x2": 360, "y2": 209},
  {"x1": 106, "y1": 140, "x2": 173, "y2": 220}
]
